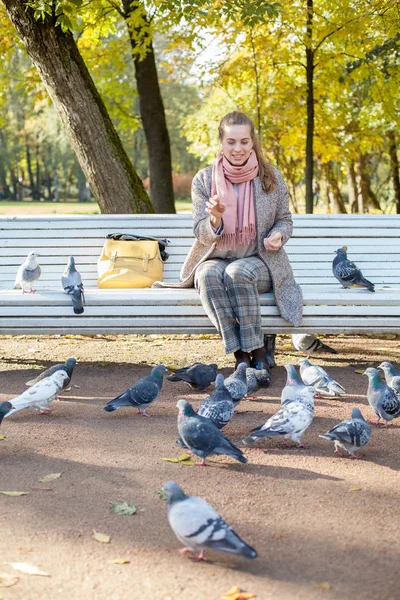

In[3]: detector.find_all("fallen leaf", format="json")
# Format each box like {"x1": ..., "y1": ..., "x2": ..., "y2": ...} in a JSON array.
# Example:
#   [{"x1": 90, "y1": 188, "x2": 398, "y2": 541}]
[
  {"x1": 313, "y1": 581, "x2": 332, "y2": 590},
  {"x1": 161, "y1": 457, "x2": 179, "y2": 463},
  {"x1": 0, "y1": 574, "x2": 19, "y2": 587},
  {"x1": 181, "y1": 461, "x2": 195, "y2": 466},
  {"x1": 274, "y1": 533, "x2": 282, "y2": 539},
  {"x1": 0, "y1": 435, "x2": 5, "y2": 441},
  {"x1": 9, "y1": 562, "x2": 49, "y2": 577},
  {"x1": 349, "y1": 487, "x2": 362, "y2": 492},
  {"x1": 354, "y1": 369, "x2": 365, "y2": 374},
  {"x1": 178, "y1": 453, "x2": 192, "y2": 462},
  {"x1": 0, "y1": 491, "x2": 29, "y2": 497},
  {"x1": 221, "y1": 586, "x2": 256, "y2": 600},
  {"x1": 73, "y1": 385, "x2": 81, "y2": 389},
  {"x1": 93, "y1": 531, "x2": 111, "y2": 543},
  {"x1": 156, "y1": 489, "x2": 167, "y2": 501},
  {"x1": 111, "y1": 558, "x2": 130, "y2": 565},
  {"x1": 31, "y1": 487, "x2": 53, "y2": 492},
  {"x1": 38, "y1": 473, "x2": 62, "y2": 483},
  {"x1": 110, "y1": 501, "x2": 137, "y2": 516}
]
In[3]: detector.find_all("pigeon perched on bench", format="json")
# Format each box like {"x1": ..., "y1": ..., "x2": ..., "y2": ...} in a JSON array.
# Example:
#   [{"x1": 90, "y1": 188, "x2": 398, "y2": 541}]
[
  {"x1": 332, "y1": 246, "x2": 374, "y2": 291},
  {"x1": 61, "y1": 256, "x2": 85, "y2": 315},
  {"x1": 292, "y1": 333, "x2": 337, "y2": 356},
  {"x1": 319, "y1": 407, "x2": 371, "y2": 458},
  {"x1": 14, "y1": 251, "x2": 41, "y2": 294},
  {"x1": 163, "y1": 481, "x2": 257, "y2": 562}
]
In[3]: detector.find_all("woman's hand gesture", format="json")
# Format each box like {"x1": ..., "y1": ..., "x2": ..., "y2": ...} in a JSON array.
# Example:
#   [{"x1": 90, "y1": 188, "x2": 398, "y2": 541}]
[
  {"x1": 264, "y1": 231, "x2": 282, "y2": 252},
  {"x1": 206, "y1": 195, "x2": 226, "y2": 229}
]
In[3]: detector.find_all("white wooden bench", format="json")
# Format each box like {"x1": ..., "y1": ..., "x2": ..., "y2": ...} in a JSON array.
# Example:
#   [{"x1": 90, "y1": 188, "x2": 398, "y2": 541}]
[{"x1": 0, "y1": 214, "x2": 399, "y2": 336}]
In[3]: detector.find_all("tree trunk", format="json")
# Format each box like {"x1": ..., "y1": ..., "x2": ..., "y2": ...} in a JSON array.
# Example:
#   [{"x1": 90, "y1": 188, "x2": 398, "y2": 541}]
[
  {"x1": 122, "y1": 0, "x2": 175, "y2": 214},
  {"x1": 325, "y1": 161, "x2": 347, "y2": 214},
  {"x1": 3, "y1": 0, "x2": 153, "y2": 214},
  {"x1": 358, "y1": 153, "x2": 381, "y2": 212},
  {"x1": 26, "y1": 140, "x2": 40, "y2": 200},
  {"x1": 388, "y1": 130, "x2": 400, "y2": 214},
  {"x1": 304, "y1": 0, "x2": 314, "y2": 214},
  {"x1": 347, "y1": 161, "x2": 358, "y2": 212}
]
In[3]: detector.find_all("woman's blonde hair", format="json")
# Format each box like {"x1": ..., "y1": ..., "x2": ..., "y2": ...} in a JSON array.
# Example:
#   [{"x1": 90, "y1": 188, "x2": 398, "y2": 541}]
[{"x1": 218, "y1": 111, "x2": 276, "y2": 194}]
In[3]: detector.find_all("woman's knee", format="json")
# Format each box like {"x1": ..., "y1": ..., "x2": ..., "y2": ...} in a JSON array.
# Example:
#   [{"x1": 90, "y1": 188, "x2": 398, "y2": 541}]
[
  {"x1": 224, "y1": 261, "x2": 254, "y2": 286},
  {"x1": 195, "y1": 261, "x2": 225, "y2": 289}
]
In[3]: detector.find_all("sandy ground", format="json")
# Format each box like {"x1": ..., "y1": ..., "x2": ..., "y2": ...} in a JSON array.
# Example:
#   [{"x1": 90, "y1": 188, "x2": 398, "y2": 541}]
[{"x1": 0, "y1": 333, "x2": 399, "y2": 600}]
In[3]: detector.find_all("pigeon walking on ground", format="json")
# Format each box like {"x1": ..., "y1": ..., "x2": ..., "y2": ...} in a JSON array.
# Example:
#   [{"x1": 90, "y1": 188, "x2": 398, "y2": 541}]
[
  {"x1": 26, "y1": 357, "x2": 77, "y2": 389},
  {"x1": 281, "y1": 364, "x2": 308, "y2": 405},
  {"x1": 378, "y1": 362, "x2": 400, "y2": 386},
  {"x1": 104, "y1": 365, "x2": 168, "y2": 417},
  {"x1": 197, "y1": 374, "x2": 234, "y2": 429},
  {"x1": 0, "y1": 402, "x2": 12, "y2": 426},
  {"x1": 319, "y1": 408, "x2": 371, "y2": 458},
  {"x1": 5, "y1": 371, "x2": 69, "y2": 417},
  {"x1": 292, "y1": 334, "x2": 337, "y2": 357},
  {"x1": 332, "y1": 246, "x2": 375, "y2": 292},
  {"x1": 363, "y1": 367, "x2": 400, "y2": 427},
  {"x1": 14, "y1": 251, "x2": 41, "y2": 293},
  {"x1": 298, "y1": 358, "x2": 345, "y2": 397},
  {"x1": 163, "y1": 481, "x2": 257, "y2": 562},
  {"x1": 246, "y1": 367, "x2": 270, "y2": 399},
  {"x1": 224, "y1": 362, "x2": 248, "y2": 408},
  {"x1": 167, "y1": 363, "x2": 217, "y2": 391},
  {"x1": 176, "y1": 400, "x2": 247, "y2": 466},
  {"x1": 243, "y1": 386, "x2": 315, "y2": 448},
  {"x1": 61, "y1": 256, "x2": 85, "y2": 315}
]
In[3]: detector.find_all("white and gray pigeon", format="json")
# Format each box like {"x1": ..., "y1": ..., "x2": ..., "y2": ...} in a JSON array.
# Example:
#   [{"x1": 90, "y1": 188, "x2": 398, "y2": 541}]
[
  {"x1": 332, "y1": 246, "x2": 374, "y2": 292},
  {"x1": 319, "y1": 407, "x2": 371, "y2": 458},
  {"x1": 104, "y1": 364, "x2": 168, "y2": 417},
  {"x1": 14, "y1": 251, "x2": 41, "y2": 293},
  {"x1": 246, "y1": 367, "x2": 270, "y2": 398},
  {"x1": 177, "y1": 399, "x2": 247, "y2": 466},
  {"x1": 378, "y1": 362, "x2": 400, "y2": 386},
  {"x1": 224, "y1": 362, "x2": 248, "y2": 408},
  {"x1": 0, "y1": 401, "x2": 12, "y2": 427},
  {"x1": 167, "y1": 362, "x2": 217, "y2": 391},
  {"x1": 298, "y1": 358, "x2": 345, "y2": 397},
  {"x1": 243, "y1": 386, "x2": 315, "y2": 448},
  {"x1": 363, "y1": 367, "x2": 400, "y2": 427},
  {"x1": 197, "y1": 374, "x2": 234, "y2": 429},
  {"x1": 61, "y1": 256, "x2": 85, "y2": 315},
  {"x1": 5, "y1": 371, "x2": 69, "y2": 417},
  {"x1": 281, "y1": 364, "x2": 308, "y2": 405},
  {"x1": 292, "y1": 334, "x2": 337, "y2": 356},
  {"x1": 163, "y1": 481, "x2": 257, "y2": 562},
  {"x1": 26, "y1": 357, "x2": 77, "y2": 389}
]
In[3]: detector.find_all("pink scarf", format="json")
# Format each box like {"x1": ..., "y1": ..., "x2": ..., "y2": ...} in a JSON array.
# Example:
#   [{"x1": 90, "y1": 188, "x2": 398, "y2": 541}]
[{"x1": 211, "y1": 151, "x2": 258, "y2": 250}]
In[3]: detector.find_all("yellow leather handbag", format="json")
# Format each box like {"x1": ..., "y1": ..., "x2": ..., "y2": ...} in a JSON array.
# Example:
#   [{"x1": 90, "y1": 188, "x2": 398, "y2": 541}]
[{"x1": 97, "y1": 237, "x2": 164, "y2": 289}]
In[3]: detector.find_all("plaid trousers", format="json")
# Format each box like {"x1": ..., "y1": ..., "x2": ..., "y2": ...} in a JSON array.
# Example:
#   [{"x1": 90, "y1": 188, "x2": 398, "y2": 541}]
[{"x1": 194, "y1": 256, "x2": 272, "y2": 354}]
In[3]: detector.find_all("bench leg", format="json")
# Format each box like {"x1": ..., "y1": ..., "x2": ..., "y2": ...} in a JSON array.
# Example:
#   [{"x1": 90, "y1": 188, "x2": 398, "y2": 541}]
[{"x1": 264, "y1": 334, "x2": 277, "y2": 368}]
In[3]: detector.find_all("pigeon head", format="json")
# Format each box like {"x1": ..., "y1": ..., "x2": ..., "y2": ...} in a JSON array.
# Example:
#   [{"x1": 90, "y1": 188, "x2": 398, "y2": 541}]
[
  {"x1": 362, "y1": 367, "x2": 382, "y2": 386},
  {"x1": 176, "y1": 399, "x2": 196, "y2": 418},
  {"x1": 351, "y1": 407, "x2": 366, "y2": 421},
  {"x1": 152, "y1": 365, "x2": 169, "y2": 380},
  {"x1": 334, "y1": 247, "x2": 347, "y2": 257},
  {"x1": 236, "y1": 362, "x2": 248, "y2": 374},
  {"x1": 26, "y1": 251, "x2": 39, "y2": 266},
  {"x1": 0, "y1": 401, "x2": 12, "y2": 417},
  {"x1": 65, "y1": 357, "x2": 77, "y2": 373},
  {"x1": 284, "y1": 364, "x2": 301, "y2": 383},
  {"x1": 162, "y1": 481, "x2": 186, "y2": 505},
  {"x1": 66, "y1": 256, "x2": 76, "y2": 270},
  {"x1": 215, "y1": 373, "x2": 225, "y2": 389},
  {"x1": 378, "y1": 361, "x2": 395, "y2": 374}
]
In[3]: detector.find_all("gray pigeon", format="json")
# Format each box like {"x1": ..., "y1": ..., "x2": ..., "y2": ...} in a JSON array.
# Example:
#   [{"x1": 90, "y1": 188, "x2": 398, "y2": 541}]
[
  {"x1": 243, "y1": 386, "x2": 315, "y2": 448},
  {"x1": 61, "y1": 256, "x2": 85, "y2": 315},
  {"x1": 363, "y1": 367, "x2": 400, "y2": 427},
  {"x1": 292, "y1": 334, "x2": 337, "y2": 356},
  {"x1": 163, "y1": 481, "x2": 257, "y2": 562},
  {"x1": 298, "y1": 358, "x2": 345, "y2": 397},
  {"x1": 0, "y1": 402, "x2": 12, "y2": 426},
  {"x1": 26, "y1": 357, "x2": 77, "y2": 389},
  {"x1": 176, "y1": 399, "x2": 247, "y2": 466},
  {"x1": 104, "y1": 364, "x2": 168, "y2": 416},
  {"x1": 378, "y1": 362, "x2": 400, "y2": 386},
  {"x1": 167, "y1": 363, "x2": 217, "y2": 391},
  {"x1": 224, "y1": 362, "x2": 248, "y2": 407},
  {"x1": 319, "y1": 407, "x2": 371, "y2": 458},
  {"x1": 197, "y1": 374, "x2": 234, "y2": 429},
  {"x1": 332, "y1": 246, "x2": 374, "y2": 292},
  {"x1": 246, "y1": 367, "x2": 270, "y2": 398},
  {"x1": 14, "y1": 251, "x2": 41, "y2": 293},
  {"x1": 281, "y1": 364, "x2": 308, "y2": 405}
]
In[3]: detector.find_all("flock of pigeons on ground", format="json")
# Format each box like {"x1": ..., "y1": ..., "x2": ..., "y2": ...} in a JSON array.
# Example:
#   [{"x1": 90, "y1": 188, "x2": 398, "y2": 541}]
[{"x1": 1, "y1": 332, "x2": 399, "y2": 562}]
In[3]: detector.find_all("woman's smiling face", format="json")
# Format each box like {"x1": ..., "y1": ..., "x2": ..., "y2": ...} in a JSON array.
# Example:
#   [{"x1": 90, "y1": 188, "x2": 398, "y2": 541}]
[{"x1": 220, "y1": 124, "x2": 253, "y2": 166}]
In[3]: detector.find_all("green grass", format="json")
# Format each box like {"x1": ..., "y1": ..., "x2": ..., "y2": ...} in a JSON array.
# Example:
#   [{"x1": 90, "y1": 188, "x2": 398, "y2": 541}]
[{"x1": 0, "y1": 199, "x2": 193, "y2": 215}]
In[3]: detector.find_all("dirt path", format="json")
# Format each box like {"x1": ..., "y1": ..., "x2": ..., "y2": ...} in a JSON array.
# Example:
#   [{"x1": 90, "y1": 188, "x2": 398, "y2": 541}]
[{"x1": 0, "y1": 334, "x2": 399, "y2": 600}]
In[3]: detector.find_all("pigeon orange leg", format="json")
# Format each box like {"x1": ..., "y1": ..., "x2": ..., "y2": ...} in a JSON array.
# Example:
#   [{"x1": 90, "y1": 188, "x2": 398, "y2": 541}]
[
  {"x1": 195, "y1": 459, "x2": 207, "y2": 466},
  {"x1": 190, "y1": 550, "x2": 206, "y2": 562},
  {"x1": 178, "y1": 547, "x2": 193, "y2": 556}
]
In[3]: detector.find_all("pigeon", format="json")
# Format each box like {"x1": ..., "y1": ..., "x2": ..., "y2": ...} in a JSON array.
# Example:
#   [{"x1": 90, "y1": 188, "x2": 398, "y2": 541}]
[
  {"x1": 197, "y1": 374, "x2": 234, "y2": 429},
  {"x1": 246, "y1": 367, "x2": 270, "y2": 397},
  {"x1": 332, "y1": 246, "x2": 374, "y2": 292},
  {"x1": 14, "y1": 251, "x2": 41, "y2": 293},
  {"x1": 363, "y1": 367, "x2": 400, "y2": 427},
  {"x1": 26, "y1": 357, "x2": 77, "y2": 389},
  {"x1": 319, "y1": 407, "x2": 371, "y2": 458},
  {"x1": 104, "y1": 364, "x2": 168, "y2": 417},
  {"x1": 243, "y1": 387, "x2": 315, "y2": 448},
  {"x1": 298, "y1": 358, "x2": 345, "y2": 397},
  {"x1": 292, "y1": 334, "x2": 337, "y2": 356},
  {"x1": 5, "y1": 371, "x2": 69, "y2": 417},
  {"x1": 377, "y1": 362, "x2": 400, "y2": 386},
  {"x1": 176, "y1": 399, "x2": 247, "y2": 466},
  {"x1": 61, "y1": 256, "x2": 85, "y2": 315},
  {"x1": 163, "y1": 481, "x2": 257, "y2": 562},
  {"x1": 281, "y1": 364, "x2": 308, "y2": 405},
  {"x1": 0, "y1": 401, "x2": 12, "y2": 426},
  {"x1": 167, "y1": 363, "x2": 217, "y2": 391},
  {"x1": 224, "y1": 362, "x2": 248, "y2": 407}
]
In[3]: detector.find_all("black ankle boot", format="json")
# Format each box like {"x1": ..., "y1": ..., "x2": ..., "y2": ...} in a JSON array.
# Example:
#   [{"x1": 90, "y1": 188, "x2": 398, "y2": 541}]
[{"x1": 233, "y1": 350, "x2": 251, "y2": 368}]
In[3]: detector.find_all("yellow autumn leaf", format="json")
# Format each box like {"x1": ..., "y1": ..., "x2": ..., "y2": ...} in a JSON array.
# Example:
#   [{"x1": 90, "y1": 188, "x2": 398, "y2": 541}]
[
  {"x1": 178, "y1": 453, "x2": 192, "y2": 462},
  {"x1": 161, "y1": 457, "x2": 179, "y2": 463},
  {"x1": 0, "y1": 491, "x2": 29, "y2": 496},
  {"x1": 111, "y1": 558, "x2": 130, "y2": 564},
  {"x1": 0, "y1": 434, "x2": 5, "y2": 441},
  {"x1": 349, "y1": 487, "x2": 362, "y2": 492},
  {"x1": 354, "y1": 369, "x2": 365, "y2": 374},
  {"x1": 181, "y1": 461, "x2": 195, "y2": 466},
  {"x1": 93, "y1": 531, "x2": 111, "y2": 543},
  {"x1": 9, "y1": 562, "x2": 50, "y2": 577},
  {"x1": 313, "y1": 581, "x2": 332, "y2": 589},
  {"x1": 38, "y1": 472, "x2": 62, "y2": 483}
]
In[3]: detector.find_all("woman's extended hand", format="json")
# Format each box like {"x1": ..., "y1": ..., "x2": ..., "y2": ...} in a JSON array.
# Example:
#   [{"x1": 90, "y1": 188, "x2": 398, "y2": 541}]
[
  {"x1": 264, "y1": 231, "x2": 282, "y2": 252},
  {"x1": 206, "y1": 195, "x2": 226, "y2": 229}
]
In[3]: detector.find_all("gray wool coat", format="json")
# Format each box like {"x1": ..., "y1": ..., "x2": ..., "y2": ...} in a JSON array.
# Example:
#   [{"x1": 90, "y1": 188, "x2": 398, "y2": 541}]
[{"x1": 153, "y1": 165, "x2": 303, "y2": 327}]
